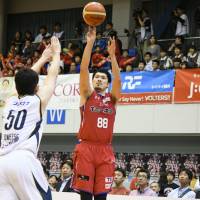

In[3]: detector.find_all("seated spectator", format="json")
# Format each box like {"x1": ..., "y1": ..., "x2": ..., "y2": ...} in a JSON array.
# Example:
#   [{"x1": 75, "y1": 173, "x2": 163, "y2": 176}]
[
  {"x1": 152, "y1": 59, "x2": 160, "y2": 71},
  {"x1": 186, "y1": 45, "x2": 200, "y2": 68},
  {"x1": 23, "y1": 30, "x2": 33, "y2": 42},
  {"x1": 69, "y1": 62, "x2": 77, "y2": 74},
  {"x1": 60, "y1": 45, "x2": 75, "y2": 74},
  {"x1": 103, "y1": 21, "x2": 115, "y2": 37},
  {"x1": 22, "y1": 40, "x2": 33, "y2": 58},
  {"x1": 25, "y1": 57, "x2": 33, "y2": 68},
  {"x1": 48, "y1": 175, "x2": 58, "y2": 191},
  {"x1": 150, "y1": 181, "x2": 161, "y2": 196},
  {"x1": 93, "y1": 31, "x2": 107, "y2": 52},
  {"x1": 171, "y1": 45, "x2": 186, "y2": 63},
  {"x1": 168, "y1": 168, "x2": 196, "y2": 199},
  {"x1": 119, "y1": 49, "x2": 136, "y2": 71},
  {"x1": 180, "y1": 61, "x2": 188, "y2": 69},
  {"x1": 163, "y1": 171, "x2": 179, "y2": 197},
  {"x1": 135, "y1": 61, "x2": 145, "y2": 71},
  {"x1": 144, "y1": 52, "x2": 153, "y2": 71},
  {"x1": 11, "y1": 31, "x2": 22, "y2": 54},
  {"x1": 109, "y1": 168, "x2": 130, "y2": 195},
  {"x1": 34, "y1": 25, "x2": 51, "y2": 44},
  {"x1": 159, "y1": 49, "x2": 173, "y2": 70},
  {"x1": 52, "y1": 22, "x2": 64, "y2": 41},
  {"x1": 129, "y1": 168, "x2": 157, "y2": 196},
  {"x1": 173, "y1": 58, "x2": 182, "y2": 69},
  {"x1": 145, "y1": 35, "x2": 160, "y2": 59},
  {"x1": 168, "y1": 35, "x2": 186, "y2": 56},
  {"x1": 7, "y1": 44, "x2": 17, "y2": 59},
  {"x1": 37, "y1": 36, "x2": 51, "y2": 54},
  {"x1": 32, "y1": 50, "x2": 41, "y2": 64},
  {"x1": 190, "y1": 168, "x2": 200, "y2": 191},
  {"x1": 74, "y1": 55, "x2": 81, "y2": 73},
  {"x1": 130, "y1": 166, "x2": 142, "y2": 190},
  {"x1": 55, "y1": 160, "x2": 74, "y2": 192},
  {"x1": 125, "y1": 64, "x2": 133, "y2": 72},
  {"x1": 91, "y1": 45, "x2": 108, "y2": 70}
]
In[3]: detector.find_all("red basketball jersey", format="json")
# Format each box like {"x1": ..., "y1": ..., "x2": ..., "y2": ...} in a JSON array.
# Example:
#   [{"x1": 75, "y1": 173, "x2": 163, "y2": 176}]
[{"x1": 78, "y1": 91, "x2": 116, "y2": 144}]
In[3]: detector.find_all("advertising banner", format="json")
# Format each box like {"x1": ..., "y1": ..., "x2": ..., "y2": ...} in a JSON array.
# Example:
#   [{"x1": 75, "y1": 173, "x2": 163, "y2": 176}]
[
  {"x1": 119, "y1": 70, "x2": 175, "y2": 104},
  {"x1": 174, "y1": 69, "x2": 200, "y2": 103}
]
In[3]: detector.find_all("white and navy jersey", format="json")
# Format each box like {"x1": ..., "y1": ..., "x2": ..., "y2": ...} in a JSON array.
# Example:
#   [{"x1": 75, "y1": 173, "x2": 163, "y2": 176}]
[{"x1": 0, "y1": 95, "x2": 43, "y2": 156}]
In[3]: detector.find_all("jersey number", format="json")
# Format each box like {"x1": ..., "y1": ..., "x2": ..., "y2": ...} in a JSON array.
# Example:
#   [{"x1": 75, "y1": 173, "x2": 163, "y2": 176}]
[
  {"x1": 97, "y1": 117, "x2": 108, "y2": 129},
  {"x1": 5, "y1": 109, "x2": 27, "y2": 130}
]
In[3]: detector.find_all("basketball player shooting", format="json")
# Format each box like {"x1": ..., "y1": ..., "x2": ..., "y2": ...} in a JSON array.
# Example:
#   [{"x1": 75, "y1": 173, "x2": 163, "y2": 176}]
[
  {"x1": 72, "y1": 26, "x2": 121, "y2": 200},
  {"x1": 0, "y1": 36, "x2": 61, "y2": 200}
]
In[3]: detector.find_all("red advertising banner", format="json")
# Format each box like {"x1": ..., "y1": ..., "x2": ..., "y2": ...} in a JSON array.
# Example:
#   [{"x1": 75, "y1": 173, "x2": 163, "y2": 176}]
[
  {"x1": 174, "y1": 69, "x2": 200, "y2": 103},
  {"x1": 118, "y1": 92, "x2": 172, "y2": 105}
]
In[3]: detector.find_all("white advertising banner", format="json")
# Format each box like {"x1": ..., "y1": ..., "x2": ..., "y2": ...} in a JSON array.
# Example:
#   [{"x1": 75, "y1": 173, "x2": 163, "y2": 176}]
[
  {"x1": 0, "y1": 74, "x2": 83, "y2": 110},
  {"x1": 39, "y1": 74, "x2": 80, "y2": 109},
  {"x1": 0, "y1": 77, "x2": 16, "y2": 108}
]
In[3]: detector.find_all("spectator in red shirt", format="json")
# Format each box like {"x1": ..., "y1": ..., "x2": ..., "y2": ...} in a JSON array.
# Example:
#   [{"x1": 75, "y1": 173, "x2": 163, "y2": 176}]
[
  {"x1": 119, "y1": 50, "x2": 136, "y2": 71},
  {"x1": 91, "y1": 45, "x2": 107, "y2": 71},
  {"x1": 109, "y1": 168, "x2": 130, "y2": 195},
  {"x1": 130, "y1": 166, "x2": 142, "y2": 191}
]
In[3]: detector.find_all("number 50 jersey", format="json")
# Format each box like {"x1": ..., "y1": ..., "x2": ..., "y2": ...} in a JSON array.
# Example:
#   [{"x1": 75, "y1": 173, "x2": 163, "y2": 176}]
[
  {"x1": 0, "y1": 95, "x2": 43, "y2": 156},
  {"x1": 78, "y1": 91, "x2": 116, "y2": 144}
]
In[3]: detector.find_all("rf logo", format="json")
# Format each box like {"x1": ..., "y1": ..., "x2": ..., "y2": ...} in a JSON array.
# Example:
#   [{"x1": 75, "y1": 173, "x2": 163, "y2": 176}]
[{"x1": 122, "y1": 75, "x2": 142, "y2": 90}]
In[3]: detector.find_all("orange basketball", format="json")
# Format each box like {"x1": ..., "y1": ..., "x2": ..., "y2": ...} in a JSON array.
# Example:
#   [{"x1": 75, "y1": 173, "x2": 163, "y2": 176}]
[{"x1": 83, "y1": 2, "x2": 106, "y2": 26}]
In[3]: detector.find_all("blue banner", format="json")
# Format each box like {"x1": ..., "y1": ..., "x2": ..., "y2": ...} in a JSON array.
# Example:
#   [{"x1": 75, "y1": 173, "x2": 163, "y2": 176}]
[
  {"x1": 47, "y1": 110, "x2": 66, "y2": 124},
  {"x1": 120, "y1": 70, "x2": 175, "y2": 93}
]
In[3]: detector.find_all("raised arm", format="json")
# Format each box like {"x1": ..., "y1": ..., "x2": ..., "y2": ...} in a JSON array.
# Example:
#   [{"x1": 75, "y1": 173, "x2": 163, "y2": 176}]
[
  {"x1": 79, "y1": 26, "x2": 96, "y2": 106},
  {"x1": 107, "y1": 37, "x2": 121, "y2": 103},
  {"x1": 37, "y1": 36, "x2": 61, "y2": 112},
  {"x1": 31, "y1": 45, "x2": 52, "y2": 74}
]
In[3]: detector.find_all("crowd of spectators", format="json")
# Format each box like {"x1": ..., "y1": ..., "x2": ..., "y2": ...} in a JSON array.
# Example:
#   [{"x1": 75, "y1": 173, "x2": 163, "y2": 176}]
[
  {"x1": 38, "y1": 151, "x2": 200, "y2": 179},
  {"x1": 0, "y1": 5, "x2": 199, "y2": 78},
  {"x1": 38, "y1": 151, "x2": 200, "y2": 198}
]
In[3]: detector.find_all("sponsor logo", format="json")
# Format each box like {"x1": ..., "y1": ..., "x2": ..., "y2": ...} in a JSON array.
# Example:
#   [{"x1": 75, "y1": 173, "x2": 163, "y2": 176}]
[
  {"x1": 188, "y1": 81, "x2": 200, "y2": 99},
  {"x1": 1, "y1": 133, "x2": 19, "y2": 148},
  {"x1": 78, "y1": 174, "x2": 89, "y2": 181},
  {"x1": 47, "y1": 110, "x2": 66, "y2": 124},
  {"x1": 90, "y1": 106, "x2": 113, "y2": 114},
  {"x1": 122, "y1": 75, "x2": 142, "y2": 90}
]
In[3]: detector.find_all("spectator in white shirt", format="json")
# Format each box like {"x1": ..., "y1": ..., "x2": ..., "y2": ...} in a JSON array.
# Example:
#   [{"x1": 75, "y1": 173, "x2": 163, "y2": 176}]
[
  {"x1": 34, "y1": 25, "x2": 51, "y2": 44},
  {"x1": 168, "y1": 168, "x2": 196, "y2": 199},
  {"x1": 144, "y1": 52, "x2": 153, "y2": 71},
  {"x1": 173, "y1": 7, "x2": 189, "y2": 37},
  {"x1": 55, "y1": 160, "x2": 74, "y2": 192},
  {"x1": 52, "y1": 22, "x2": 64, "y2": 40}
]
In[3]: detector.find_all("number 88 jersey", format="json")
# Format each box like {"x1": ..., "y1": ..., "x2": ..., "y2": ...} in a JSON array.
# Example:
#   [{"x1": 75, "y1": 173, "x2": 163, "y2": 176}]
[
  {"x1": 77, "y1": 91, "x2": 116, "y2": 144},
  {"x1": 0, "y1": 95, "x2": 43, "y2": 156}
]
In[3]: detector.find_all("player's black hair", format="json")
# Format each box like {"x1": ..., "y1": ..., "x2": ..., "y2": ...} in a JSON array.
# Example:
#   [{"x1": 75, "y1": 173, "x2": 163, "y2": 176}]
[
  {"x1": 15, "y1": 68, "x2": 39, "y2": 96},
  {"x1": 92, "y1": 69, "x2": 112, "y2": 83}
]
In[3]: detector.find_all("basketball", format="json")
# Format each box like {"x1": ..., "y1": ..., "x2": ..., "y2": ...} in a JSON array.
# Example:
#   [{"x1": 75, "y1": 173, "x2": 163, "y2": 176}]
[{"x1": 83, "y1": 2, "x2": 106, "y2": 26}]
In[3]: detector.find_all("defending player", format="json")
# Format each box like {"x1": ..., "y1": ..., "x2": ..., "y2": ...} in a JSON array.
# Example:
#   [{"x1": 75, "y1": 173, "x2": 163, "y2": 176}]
[
  {"x1": 72, "y1": 26, "x2": 121, "y2": 200},
  {"x1": 0, "y1": 36, "x2": 61, "y2": 200}
]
